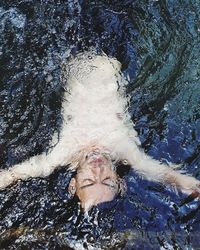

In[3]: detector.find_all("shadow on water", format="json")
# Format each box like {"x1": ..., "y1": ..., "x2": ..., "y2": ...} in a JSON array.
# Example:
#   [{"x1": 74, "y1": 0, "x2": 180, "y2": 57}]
[{"x1": 0, "y1": 0, "x2": 200, "y2": 249}]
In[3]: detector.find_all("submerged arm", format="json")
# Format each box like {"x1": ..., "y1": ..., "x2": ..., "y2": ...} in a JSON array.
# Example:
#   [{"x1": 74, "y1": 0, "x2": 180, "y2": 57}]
[
  {"x1": 116, "y1": 138, "x2": 200, "y2": 195},
  {"x1": 0, "y1": 142, "x2": 73, "y2": 190}
]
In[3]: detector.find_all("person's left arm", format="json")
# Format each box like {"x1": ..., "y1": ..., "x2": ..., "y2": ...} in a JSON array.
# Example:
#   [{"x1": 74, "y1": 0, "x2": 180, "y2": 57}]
[{"x1": 115, "y1": 138, "x2": 200, "y2": 195}]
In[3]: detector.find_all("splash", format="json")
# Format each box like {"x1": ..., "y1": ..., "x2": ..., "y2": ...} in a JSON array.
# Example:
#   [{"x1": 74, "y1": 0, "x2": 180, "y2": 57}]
[{"x1": 0, "y1": 0, "x2": 200, "y2": 249}]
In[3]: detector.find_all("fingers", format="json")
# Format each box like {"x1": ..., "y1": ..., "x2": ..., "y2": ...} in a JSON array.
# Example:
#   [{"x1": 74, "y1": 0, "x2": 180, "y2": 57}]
[
  {"x1": 190, "y1": 183, "x2": 200, "y2": 197},
  {"x1": 0, "y1": 170, "x2": 14, "y2": 190},
  {"x1": 179, "y1": 178, "x2": 200, "y2": 197},
  {"x1": 190, "y1": 190, "x2": 200, "y2": 199}
]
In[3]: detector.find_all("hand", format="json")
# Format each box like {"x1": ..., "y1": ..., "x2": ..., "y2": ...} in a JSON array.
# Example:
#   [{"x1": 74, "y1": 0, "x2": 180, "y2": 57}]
[
  {"x1": 174, "y1": 173, "x2": 200, "y2": 197},
  {"x1": 0, "y1": 169, "x2": 14, "y2": 190}
]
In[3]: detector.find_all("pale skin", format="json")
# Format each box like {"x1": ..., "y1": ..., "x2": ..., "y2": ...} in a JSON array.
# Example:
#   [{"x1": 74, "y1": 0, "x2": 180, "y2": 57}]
[
  {"x1": 1, "y1": 53, "x2": 200, "y2": 211},
  {"x1": 67, "y1": 145, "x2": 200, "y2": 211},
  {"x1": 1, "y1": 137, "x2": 200, "y2": 212},
  {"x1": 68, "y1": 148, "x2": 124, "y2": 211},
  {"x1": 1, "y1": 134, "x2": 200, "y2": 211}
]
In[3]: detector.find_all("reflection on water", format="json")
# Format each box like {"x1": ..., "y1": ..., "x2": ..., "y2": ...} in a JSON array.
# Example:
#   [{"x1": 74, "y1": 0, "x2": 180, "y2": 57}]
[{"x1": 0, "y1": 0, "x2": 200, "y2": 249}]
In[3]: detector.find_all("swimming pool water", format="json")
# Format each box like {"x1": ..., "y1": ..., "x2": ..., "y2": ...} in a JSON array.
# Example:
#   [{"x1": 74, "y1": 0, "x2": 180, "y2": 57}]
[{"x1": 0, "y1": 0, "x2": 200, "y2": 249}]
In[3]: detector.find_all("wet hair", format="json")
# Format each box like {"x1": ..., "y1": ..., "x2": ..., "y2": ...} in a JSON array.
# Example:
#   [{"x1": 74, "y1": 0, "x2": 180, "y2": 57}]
[{"x1": 115, "y1": 160, "x2": 131, "y2": 178}]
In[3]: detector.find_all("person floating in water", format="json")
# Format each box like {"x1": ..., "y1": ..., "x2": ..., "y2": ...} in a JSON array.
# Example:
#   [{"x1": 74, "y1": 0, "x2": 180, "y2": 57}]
[{"x1": 0, "y1": 51, "x2": 200, "y2": 211}]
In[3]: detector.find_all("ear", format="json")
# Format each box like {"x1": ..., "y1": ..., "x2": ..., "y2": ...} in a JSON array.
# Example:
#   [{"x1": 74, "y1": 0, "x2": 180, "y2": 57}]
[{"x1": 68, "y1": 178, "x2": 76, "y2": 196}]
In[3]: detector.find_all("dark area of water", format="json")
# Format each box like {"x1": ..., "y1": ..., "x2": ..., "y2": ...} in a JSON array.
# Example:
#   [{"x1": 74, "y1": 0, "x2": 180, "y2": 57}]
[{"x1": 0, "y1": 0, "x2": 200, "y2": 249}]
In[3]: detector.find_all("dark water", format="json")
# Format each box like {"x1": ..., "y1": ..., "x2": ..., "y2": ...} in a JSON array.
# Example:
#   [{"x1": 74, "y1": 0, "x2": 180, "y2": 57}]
[{"x1": 0, "y1": 0, "x2": 200, "y2": 249}]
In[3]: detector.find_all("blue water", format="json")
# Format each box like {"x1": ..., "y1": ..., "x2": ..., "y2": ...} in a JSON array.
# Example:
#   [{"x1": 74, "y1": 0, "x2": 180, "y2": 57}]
[{"x1": 0, "y1": 0, "x2": 200, "y2": 249}]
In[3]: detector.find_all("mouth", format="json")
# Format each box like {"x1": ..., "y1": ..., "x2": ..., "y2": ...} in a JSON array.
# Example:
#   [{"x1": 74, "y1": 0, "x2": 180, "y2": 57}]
[
  {"x1": 86, "y1": 150, "x2": 107, "y2": 165},
  {"x1": 87, "y1": 153, "x2": 106, "y2": 165},
  {"x1": 88, "y1": 157, "x2": 104, "y2": 165},
  {"x1": 84, "y1": 147, "x2": 114, "y2": 168}
]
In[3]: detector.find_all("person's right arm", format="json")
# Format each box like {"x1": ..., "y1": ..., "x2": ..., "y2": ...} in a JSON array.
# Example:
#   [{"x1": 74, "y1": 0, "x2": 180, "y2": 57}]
[{"x1": 0, "y1": 141, "x2": 73, "y2": 190}]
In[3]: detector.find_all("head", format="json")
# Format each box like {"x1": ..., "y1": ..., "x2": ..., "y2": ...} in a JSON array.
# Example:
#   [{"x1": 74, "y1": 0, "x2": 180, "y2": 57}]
[{"x1": 68, "y1": 148, "x2": 127, "y2": 211}]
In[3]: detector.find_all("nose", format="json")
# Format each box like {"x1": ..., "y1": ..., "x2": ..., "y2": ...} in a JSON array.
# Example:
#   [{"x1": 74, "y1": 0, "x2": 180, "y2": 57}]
[{"x1": 91, "y1": 163, "x2": 105, "y2": 175}]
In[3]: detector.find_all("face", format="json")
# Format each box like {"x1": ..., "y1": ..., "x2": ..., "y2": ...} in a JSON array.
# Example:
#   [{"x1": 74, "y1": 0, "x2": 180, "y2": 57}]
[{"x1": 69, "y1": 149, "x2": 121, "y2": 211}]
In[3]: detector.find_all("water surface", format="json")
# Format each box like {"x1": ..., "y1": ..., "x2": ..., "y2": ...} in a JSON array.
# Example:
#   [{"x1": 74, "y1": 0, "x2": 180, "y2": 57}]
[{"x1": 0, "y1": 0, "x2": 200, "y2": 249}]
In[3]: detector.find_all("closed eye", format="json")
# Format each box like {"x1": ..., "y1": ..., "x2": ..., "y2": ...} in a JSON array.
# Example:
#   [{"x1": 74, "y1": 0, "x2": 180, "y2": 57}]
[
  {"x1": 102, "y1": 177, "x2": 117, "y2": 188},
  {"x1": 80, "y1": 178, "x2": 95, "y2": 189},
  {"x1": 81, "y1": 183, "x2": 95, "y2": 189},
  {"x1": 103, "y1": 183, "x2": 115, "y2": 188}
]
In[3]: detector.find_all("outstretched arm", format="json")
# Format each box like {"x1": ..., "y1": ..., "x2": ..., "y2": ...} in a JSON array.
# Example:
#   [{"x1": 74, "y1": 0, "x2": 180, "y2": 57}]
[
  {"x1": 0, "y1": 142, "x2": 73, "y2": 190},
  {"x1": 116, "y1": 138, "x2": 200, "y2": 195}
]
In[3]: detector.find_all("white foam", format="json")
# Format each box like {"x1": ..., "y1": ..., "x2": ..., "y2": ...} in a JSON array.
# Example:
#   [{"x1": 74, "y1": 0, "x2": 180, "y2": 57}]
[{"x1": 1, "y1": 51, "x2": 200, "y2": 196}]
